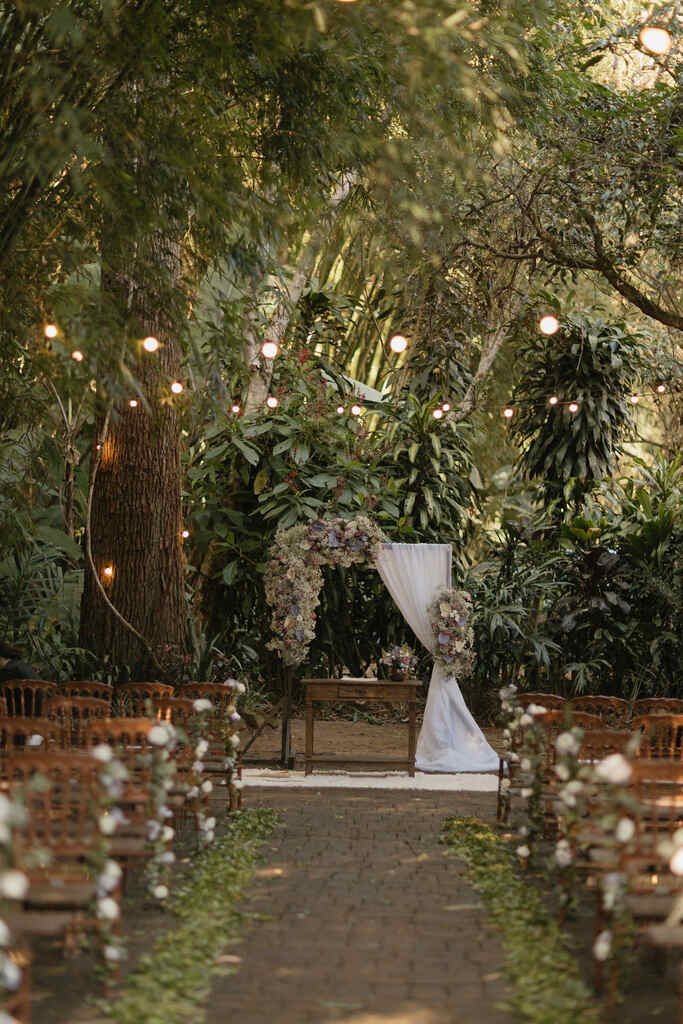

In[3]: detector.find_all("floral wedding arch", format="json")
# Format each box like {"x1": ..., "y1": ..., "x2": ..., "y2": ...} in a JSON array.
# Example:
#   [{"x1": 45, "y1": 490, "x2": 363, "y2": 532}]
[
  {"x1": 264, "y1": 514, "x2": 475, "y2": 672},
  {"x1": 265, "y1": 515, "x2": 385, "y2": 667}
]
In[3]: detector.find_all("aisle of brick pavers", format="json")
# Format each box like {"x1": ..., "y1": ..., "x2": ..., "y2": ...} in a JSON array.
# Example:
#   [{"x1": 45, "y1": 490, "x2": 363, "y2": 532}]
[{"x1": 207, "y1": 787, "x2": 515, "y2": 1024}]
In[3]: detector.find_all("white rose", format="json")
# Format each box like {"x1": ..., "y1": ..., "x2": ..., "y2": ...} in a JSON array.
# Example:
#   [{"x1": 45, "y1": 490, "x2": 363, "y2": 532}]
[
  {"x1": 187, "y1": 786, "x2": 199, "y2": 799},
  {"x1": 97, "y1": 897, "x2": 120, "y2": 921},
  {"x1": 153, "y1": 885, "x2": 169, "y2": 900},
  {"x1": 0, "y1": 871, "x2": 28, "y2": 900},
  {"x1": 520, "y1": 787, "x2": 533, "y2": 799},
  {"x1": 0, "y1": 796, "x2": 12, "y2": 823},
  {"x1": 160, "y1": 851, "x2": 175, "y2": 865},
  {"x1": 201, "y1": 780, "x2": 213, "y2": 794},
  {"x1": 104, "y1": 944, "x2": 123, "y2": 962},
  {"x1": 615, "y1": 818, "x2": 635, "y2": 844},
  {"x1": 92, "y1": 743, "x2": 113, "y2": 763},
  {"x1": 235, "y1": 682, "x2": 246, "y2": 695},
  {"x1": 1, "y1": 955, "x2": 21, "y2": 991},
  {"x1": 500, "y1": 778, "x2": 511, "y2": 792},
  {"x1": 516, "y1": 845, "x2": 530, "y2": 859},
  {"x1": 559, "y1": 787, "x2": 577, "y2": 808},
  {"x1": 192, "y1": 761, "x2": 204, "y2": 775},
  {"x1": 203, "y1": 830, "x2": 215, "y2": 844},
  {"x1": 99, "y1": 813, "x2": 117, "y2": 836},
  {"x1": 555, "y1": 841, "x2": 572, "y2": 867},
  {"x1": 195, "y1": 740, "x2": 208, "y2": 758},
  {"x1": 229, "y1": 734, "x2": 240, "y2": 749},
  {"x1": 148, "y1": 725, "x2": 170, "y2": 747},
  {"x1": 0, "y1": 920, "x2": 10, "y2": 946},
  {"x1": 519, "y1": 713, "x2": 532, "y2": 727},
  {"x1": 162, "y1": 826, "x2": 175, "y2": 842},
  {"x1": 518, "y1": 826, "x2": 529, "y2": 838},
  {"x1": 593, "y1": 930, "x2": 612, "y2": 961},
  {"x1": 527, "y1": 704, "x2": 548, "y2": 717},
  {"x1": 192, "y1": 699, "x2": 213, "y2": 713},
  {"x1": 520, "y1": 758, "x2": 532, "y2": 772},
  {"x1": 670, "y1": 848, "x2": 683, "y2": 876},
  {"x1": 595, "y1": 754, "x2": 632, "y2": 786},
  {"x1": 98, "y1": 860, "x2": 122, "y2": 892},
  {"x1": 555, "y1": 732, "x2": 580, "y2": 757},
  {"x1": 601, "y1": 873, "x2": 624, "y2": 911},
  {"x1": 147, "y1": 820, "x2": 161, "y2": 841},
  {"x1": 554, "y1": 763, "x2": 570, "y2": 781},
  {"x1": 204, "y1": 817, "x2": 216, "y2": 831}
]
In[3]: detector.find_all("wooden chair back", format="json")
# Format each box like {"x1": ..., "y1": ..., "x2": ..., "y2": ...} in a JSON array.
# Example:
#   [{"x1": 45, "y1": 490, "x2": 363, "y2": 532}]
[
  {"x1": 632, "y1": 715, "x2": 683, "y2": 760},
  {"x1": 116, "y1": 681, "x2": 174, "y2": 716},
  {"x1": 1, "y1": 679, "x2": 55, "y2": 717},
  {"x1": 46, "y1": 696, "x2": 111, "y2": 747},
  {"x1": 61, "y1": 680, "x2": 113, "y2": 702},
  {"x1": 154, "y1": 697, "x2": 196, "y2": 727},
  {"x1": 633, "y1": 698, "x2": 683, "y2": 717},
  {"x1": 8, "y1": 751, "x2": 105, "y2": 860},
  {"x1": 0, "y1": 716, "x2": 60, "y2": 765},
  {"x1": 518, "y1": 692, "x2": 566, "y2": 710},
  {"x1": 578, "y1": 728, "x2": 642, "y2": 763},
  {"x1": 182, "y1": 682, "x2": 236, "y2": 715},
  {"x1": 569, "y1": 695, "x2": 631, "y2": 729}
]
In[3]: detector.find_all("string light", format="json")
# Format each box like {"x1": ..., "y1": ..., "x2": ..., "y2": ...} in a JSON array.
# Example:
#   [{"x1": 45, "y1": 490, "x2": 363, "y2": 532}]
[
  {"x1": 231, "y1": 403, "x2": 241, "y2": 414},
  {"x1": 503, "y1": 407, "x2": 514, "y2": 419},
  {"x1": 657, "y1": 384, "x2": 666, "y2": 394},
  {"x1": 103, "y1": 565, "x2": 114, "y2": 579},
  {"x1": 630, "y1": 394, "x2": 640, "y2": 405},
  {"x1": 350, "y1": 403, "x2": 362, "y2": 416},
  {"x1": 548, "y1": 395, "x2": 559, "y2": 406},
  {"x1": 129, "y1": 399, "x2": 138, "y2": 408},
  {"x1": 568, "y1": 402, "x2": 579, "y2": 413},
  {"x1": 143, "y1": 336, "x2": 159, "y2": 353},
  {"x1": 261, "y1": 341, "x2": 279, "y2": 359},
  {"x1": 389, "y1": 334, "x2": 408, "y2": 354},
  {"x1": 44, "y1": 323, "x2": 58, "y2": 339},
  {"x1": 441, "y1": 402, "x2": 451, "y2": 413},
  {"x1": 71, "y1": 350, "x2": 84, "y2": 362},
  {"x1": 336, "y1": 405, "x2": 345, "y2": 415},
  {"x1": 639, "y1": 25, "x2": 672, "y2": 54},
  {"x1": 266, "y1": 396, "x2": 279, "y2": 409},
  {"x1": 432, "y1": 408, "x2": 444, "y2": 420},
  {"x1": 170, "y1": 381, "x2": 183, "y2": 394},
  {"x1": 181, "y1": 529, "x2": 190, "y2": 539},
  {"x1": 539, "y1": 315, "x2": 560, "y2": 335}
]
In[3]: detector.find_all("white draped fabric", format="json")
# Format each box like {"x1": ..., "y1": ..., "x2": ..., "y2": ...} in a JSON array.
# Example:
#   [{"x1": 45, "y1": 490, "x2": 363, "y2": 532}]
[{"x1": 375, "y1": 543, "x2": 498, "y2": 773}]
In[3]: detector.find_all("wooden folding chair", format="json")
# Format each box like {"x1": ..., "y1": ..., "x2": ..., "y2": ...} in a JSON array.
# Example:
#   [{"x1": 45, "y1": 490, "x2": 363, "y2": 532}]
[
  {"x1": 61, "y1": 680, "x2": 113, "y2": 703},
  {"x1": 46, "y1": 696, "x2": 110, "y2": 747},
  {"x1": 632, "y1": 715, "x2": 683, "y2": 759},
  {"x1": 182, "y1": 683, "x2": 242, "y2": 808},
  {"x1": 518, "y1": 692, "x2": 567, "y2": 710},
  {"x1": 0, "y1": 717, "x2": 60, "y2": 780},
  {"x1": 0, "y1": 680, "x2": 55, "y2": 718},
  {"x1": 633, "y1": 698, "x2": 683, "y2": 718},
  {"x1": 116, "y1": 681, "x2": 174, "y2": 717}
]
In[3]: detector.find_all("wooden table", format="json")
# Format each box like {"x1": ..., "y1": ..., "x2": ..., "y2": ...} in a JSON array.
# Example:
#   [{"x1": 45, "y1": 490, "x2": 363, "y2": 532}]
[{"x1": 301, "y1": 678, "x2": 422, "y2": 777}]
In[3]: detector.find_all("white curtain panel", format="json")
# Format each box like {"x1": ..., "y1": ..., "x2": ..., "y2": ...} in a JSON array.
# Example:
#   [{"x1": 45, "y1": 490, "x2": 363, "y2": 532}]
[{"x1": 376, "y1": 543, "x2": 499, "y2": 773}]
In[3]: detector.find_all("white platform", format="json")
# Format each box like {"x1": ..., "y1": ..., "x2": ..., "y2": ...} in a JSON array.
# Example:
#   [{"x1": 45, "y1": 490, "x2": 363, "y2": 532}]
[{"x1": 242, "y1": 768, "x2": 498, "y2": 791}]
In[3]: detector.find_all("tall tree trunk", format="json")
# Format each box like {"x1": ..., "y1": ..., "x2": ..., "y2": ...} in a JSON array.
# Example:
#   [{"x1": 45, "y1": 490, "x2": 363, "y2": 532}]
[{"x1": 79, "y1": 231, "x2": 186, "y2": 676}]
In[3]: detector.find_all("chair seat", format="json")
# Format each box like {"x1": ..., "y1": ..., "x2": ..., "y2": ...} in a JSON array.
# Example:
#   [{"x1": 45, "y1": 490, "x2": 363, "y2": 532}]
[
  {"x1": 109, "y1": 836, "x2": 147, "y2": 858},
  {"x1": 624, "y1": 892, "x2": 677, "y2": 920},
  {"x1": 643, "y1": 925, "x2": 683, "y2": 948},
  {"x1": 26, "y1": 879, "x2": 97, "y2": 908},
  {"x1": 4, "y1": 908, "x2": 83, "y2": 938}
]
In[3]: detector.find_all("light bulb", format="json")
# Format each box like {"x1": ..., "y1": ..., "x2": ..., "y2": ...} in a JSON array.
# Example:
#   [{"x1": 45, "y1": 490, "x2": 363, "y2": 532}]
[
  {"x1": 266, "y1": 396, "x2": 278, "y2": 409},
  {"x1": 103, "y1": 565, "x2": 113, "y2": 578},
  {"x1": 656, "y1": 384, "x2": 666, "y2": 394},
  {"x1": 539, "y1": 315, "x2": 559, "y2": 335},
  {"x1": 432, "y1": 408, "x2": 444, "y2": 420},
  {"x1": 129, "y1": 399, "x2": 138, "y2": 408},
  {"x1": 548, "y1": 395, "x2": 559, "y2": 406},
  {"x1": 568, "y1": 402, "x2": 579, "y2": 413},
  {"x1": 231, "y1": 404, "x2": 241, "y2": 414},
  {"x1": 503, "y1": 407, "x2": 514, "y2": 419},
  {"x1": 71, "y1": 350, "x2": 84, "y2": 362},
  {"x1": 639, "y1": 25, "x2": 672, "y2": 54},
  {"x1": 181, "y1": 529, "x2": 189, "y2": 539},
  {"x1": 389, "y1": 334, "x2": 408, "y2": 354},
  {"x1": 336, "y1": 405, "x2": 345, "y2": 415},
  {"x1": 142, "y1": 336, "x2": 159, "y2": 353},
  {"x1": 441, "y1": 402, "x2": 450, "y2": 412},
  {"x1": 261, "y1": 341, "x2": 279, "y2": 359},
  {"x1": 44, "y1": 323, "x2": 58, "y2": 339},
  {"x1": 630, "y1": 394, "x2": 640, "y2": 405},
  {"x1": 170, "y1": 381, "x2": 183, "y2": 394},
  {"x1": 350, "y1": 404, "x2": 362, "y2": 416}
]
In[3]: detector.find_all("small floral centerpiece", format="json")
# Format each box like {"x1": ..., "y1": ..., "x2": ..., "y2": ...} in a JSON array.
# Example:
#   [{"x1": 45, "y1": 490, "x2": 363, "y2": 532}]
[
  {"x1": 428, "y1": 586, "x2": 475, "y2": 676},
  {"x1": 380, "y1": 644, "x2": 418, "y2": 681}
]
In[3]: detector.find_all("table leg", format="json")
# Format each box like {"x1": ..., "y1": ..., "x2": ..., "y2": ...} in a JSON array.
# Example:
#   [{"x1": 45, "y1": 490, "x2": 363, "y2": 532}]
[
  {"x1": 408, "y1": 697, "x2": 416, "y2": 777},
  {"x1": 305, "y1": 696, "x2": 314, "y2": 776}
]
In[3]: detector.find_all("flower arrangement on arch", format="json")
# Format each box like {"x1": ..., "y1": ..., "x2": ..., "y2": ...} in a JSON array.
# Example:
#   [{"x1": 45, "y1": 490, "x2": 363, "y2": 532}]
[
  {"x1": 427, "y1": 586, "x2": 475, "y2": 676},
  {"x1": 265, "y1": 515, "x2": 385, "y2": 666},
  {"x1": 380, "y1": 644, "x2": 418, "y2": 680}
]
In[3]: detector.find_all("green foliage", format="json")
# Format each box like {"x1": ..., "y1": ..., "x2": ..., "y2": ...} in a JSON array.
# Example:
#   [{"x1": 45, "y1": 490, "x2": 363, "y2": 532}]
[
  {"x1": 467, "y1": 455, "x2": 682, "y2": 704},
  {"x1": 441, "y1": 817, "x2": 600, "y2": 1024},
  {"x1": 510, "y1": 313, "x2": 648, "y2": 510},
  {"x1": 106, "y1": 808, "x2": 278, "y2": 1024}
]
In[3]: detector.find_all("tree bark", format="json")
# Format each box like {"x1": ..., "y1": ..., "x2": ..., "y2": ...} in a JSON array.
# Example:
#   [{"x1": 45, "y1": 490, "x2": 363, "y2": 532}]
[{"x1": 79, "y1": 231, "x2": 186, "y2": 675}]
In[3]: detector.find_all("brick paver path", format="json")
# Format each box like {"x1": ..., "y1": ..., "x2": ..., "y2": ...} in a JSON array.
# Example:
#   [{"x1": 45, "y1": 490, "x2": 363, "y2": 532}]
[{"x1": 207, "y1": 787, "x2": 514, "y2": 1024}]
